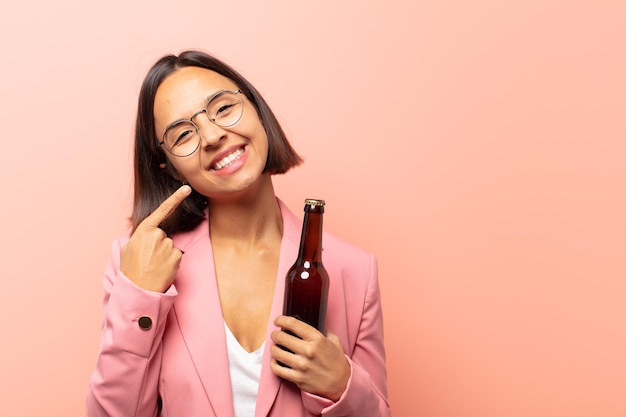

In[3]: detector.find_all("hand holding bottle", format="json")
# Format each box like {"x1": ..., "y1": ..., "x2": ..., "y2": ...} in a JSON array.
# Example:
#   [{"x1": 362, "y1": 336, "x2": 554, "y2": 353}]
[
  {"x1": 120, "y1": 185, "x2": 192, "y2": 293},
  {"x1": 270, "y1": 316, "x2": 351, "y2": 402}
]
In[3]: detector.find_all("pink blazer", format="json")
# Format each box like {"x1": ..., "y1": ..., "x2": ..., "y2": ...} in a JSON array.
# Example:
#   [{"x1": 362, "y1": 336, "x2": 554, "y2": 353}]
[{"x1": 87, "y1": 199, "x2": 390, "y2": 417}]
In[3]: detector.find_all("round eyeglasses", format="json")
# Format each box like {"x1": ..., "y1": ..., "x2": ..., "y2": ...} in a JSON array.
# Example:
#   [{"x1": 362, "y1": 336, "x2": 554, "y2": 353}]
[{"x1": 159, "y1": 89, "x2": 243, "y2": 157}]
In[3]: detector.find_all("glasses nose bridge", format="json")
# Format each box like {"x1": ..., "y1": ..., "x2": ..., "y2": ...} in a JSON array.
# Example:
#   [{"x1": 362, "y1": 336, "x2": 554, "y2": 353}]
[
  {"x1": 189, "y1": 107, "x2": 214, "y2": 126},
  {"x1": 191, "y1": 108, "x2": 225, "y2": 146}
]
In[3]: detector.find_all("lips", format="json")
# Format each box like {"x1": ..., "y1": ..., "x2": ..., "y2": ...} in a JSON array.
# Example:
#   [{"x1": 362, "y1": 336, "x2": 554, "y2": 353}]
[{"x1": 210, "y1": 146, "x2": 245, "y2": 171}]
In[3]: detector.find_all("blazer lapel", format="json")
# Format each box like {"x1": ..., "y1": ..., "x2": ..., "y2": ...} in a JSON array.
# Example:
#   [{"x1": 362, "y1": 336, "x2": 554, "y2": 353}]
[
  {"x1": 255, "y1": 199, "x2": 302, "y2": 417},
  {"x1": 171, "y1": 200, "x2": 303, "y2": 417},
  {"x1": 172, "y1": 219, "x2": 235, "y2": 417}
]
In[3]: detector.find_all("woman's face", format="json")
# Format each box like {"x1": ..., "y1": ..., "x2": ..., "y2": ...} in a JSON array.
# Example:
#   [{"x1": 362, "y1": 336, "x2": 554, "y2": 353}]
[{"x1": 153, "y1": 66, "x2": 269, "y2": 200}]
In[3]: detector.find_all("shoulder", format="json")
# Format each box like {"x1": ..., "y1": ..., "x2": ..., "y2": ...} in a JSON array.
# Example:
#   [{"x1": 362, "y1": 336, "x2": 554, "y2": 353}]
[
  {"x1": 322, "y1": 230, "x2": 377, "y2": 283},
  {"x1": 278, "y1": 197, "x2": 376, "y2": 275},
  {"x1": 323, "y1": 231, "x2": 374, "y2": 265}
]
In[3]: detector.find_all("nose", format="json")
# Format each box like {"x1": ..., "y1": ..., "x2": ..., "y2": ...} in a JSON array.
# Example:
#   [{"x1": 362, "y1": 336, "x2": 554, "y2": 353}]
[{"x1": 195, "y1": 111, "x2": 226, "y2": 148}]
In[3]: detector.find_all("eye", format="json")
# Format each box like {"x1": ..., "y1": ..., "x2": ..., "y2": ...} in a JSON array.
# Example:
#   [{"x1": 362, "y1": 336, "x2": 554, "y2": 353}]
[
  {"x1": 174, "y1": 129, "x2": 193, "y2": 145},
  {"x1": 216, "y1": 103, "x2": 236, "y2": 116},
  {"x1": 208, "y1": 91, "x2": 242, "y2": 122},
  {"x1": 165, "y1": 122, "x2": 197, "y2": 148}
]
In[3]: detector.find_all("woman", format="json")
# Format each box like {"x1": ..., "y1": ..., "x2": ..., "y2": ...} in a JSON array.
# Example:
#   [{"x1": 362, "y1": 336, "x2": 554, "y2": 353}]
[{"x1": 86, "y1": 50, "x2": 390, "y2": 417}]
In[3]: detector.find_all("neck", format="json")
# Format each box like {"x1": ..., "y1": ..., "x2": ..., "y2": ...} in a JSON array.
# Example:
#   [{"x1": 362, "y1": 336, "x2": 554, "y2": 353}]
[{"x1": 207, "y1": 175, "x2": 283, "y2": 245}]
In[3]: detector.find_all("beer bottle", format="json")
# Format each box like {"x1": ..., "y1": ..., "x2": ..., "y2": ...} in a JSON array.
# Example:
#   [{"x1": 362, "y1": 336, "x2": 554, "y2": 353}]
[{"x1": 282, "y1": 199, "x2": 330, "y2": 334}]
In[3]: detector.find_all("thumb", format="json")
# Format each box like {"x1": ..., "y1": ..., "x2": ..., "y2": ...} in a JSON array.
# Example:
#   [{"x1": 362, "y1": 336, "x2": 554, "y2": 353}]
[{"x1": 326, "y1": 330, "x2": 346, "y2": 354}]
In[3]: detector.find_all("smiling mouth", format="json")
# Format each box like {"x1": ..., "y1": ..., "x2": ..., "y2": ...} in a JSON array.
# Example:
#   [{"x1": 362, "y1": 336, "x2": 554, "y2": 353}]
[{"x1": 212, "y1": 147, "x2": 245, "y2": 170}]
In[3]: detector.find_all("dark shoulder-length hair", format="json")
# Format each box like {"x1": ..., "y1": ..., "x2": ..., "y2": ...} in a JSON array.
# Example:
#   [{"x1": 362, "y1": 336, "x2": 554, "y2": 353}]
[{"x1": 131, "y1": 50, "x2": 303, "y2": 235}]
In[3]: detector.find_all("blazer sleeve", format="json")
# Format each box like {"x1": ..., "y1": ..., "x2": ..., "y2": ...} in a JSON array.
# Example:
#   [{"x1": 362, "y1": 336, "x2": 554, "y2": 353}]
[
  {"x1": 301, "y1": 254, "x2": 391, "y2": 416},
  {"x1": 86, "y1": 238, "x2": 177, "y2": 417}
]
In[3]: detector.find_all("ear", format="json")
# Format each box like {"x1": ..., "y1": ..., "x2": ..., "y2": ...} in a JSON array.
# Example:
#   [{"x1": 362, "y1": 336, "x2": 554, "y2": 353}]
[{"x1": 159, "y1": 160, "x2": 187, "y2": 183}]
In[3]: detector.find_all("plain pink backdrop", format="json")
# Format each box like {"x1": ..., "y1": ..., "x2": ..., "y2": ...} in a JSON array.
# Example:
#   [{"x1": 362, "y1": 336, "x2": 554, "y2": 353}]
[{"x1": 0, "y1": 1, "x2": 624, "y2": 416}]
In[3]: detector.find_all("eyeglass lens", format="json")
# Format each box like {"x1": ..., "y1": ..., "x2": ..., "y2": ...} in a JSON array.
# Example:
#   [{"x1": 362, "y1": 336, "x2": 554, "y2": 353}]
[{"x1": 163, "y1": 90, "x2": 243, "y2": 157}]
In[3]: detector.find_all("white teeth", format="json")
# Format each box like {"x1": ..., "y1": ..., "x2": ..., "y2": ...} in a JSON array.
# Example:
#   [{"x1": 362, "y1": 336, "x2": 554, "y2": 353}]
[{"x1": 213, "y1": 148, "x2": 244, "y2": 170}]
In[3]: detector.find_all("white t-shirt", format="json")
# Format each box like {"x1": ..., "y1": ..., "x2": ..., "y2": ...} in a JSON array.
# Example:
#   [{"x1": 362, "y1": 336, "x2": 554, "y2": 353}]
[{"x1": 224, "y1": 322, "x2": 265, "y2": 417}]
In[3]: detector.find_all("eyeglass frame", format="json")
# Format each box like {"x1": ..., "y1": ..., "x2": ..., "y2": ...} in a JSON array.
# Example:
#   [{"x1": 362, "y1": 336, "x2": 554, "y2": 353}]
[{"x1": 157, "y1": 89, "x2": 243, "y2": 157}]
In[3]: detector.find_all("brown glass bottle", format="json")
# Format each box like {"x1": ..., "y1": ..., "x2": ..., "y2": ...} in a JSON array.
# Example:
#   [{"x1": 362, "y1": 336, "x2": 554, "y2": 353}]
[{"x1": 282, "y1": 199, "x2": 330, "y2": 334}]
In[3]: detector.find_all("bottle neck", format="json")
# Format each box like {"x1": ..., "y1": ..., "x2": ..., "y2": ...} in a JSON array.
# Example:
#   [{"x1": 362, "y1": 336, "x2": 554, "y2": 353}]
[{"x1": 297, "y1": 207, "x2": 324, "y2": 262}]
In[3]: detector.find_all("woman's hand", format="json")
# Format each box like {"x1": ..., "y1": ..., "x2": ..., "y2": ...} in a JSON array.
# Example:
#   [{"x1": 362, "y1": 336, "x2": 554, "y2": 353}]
[
  {"x1": 270, "y1": 315, "x2": 351, "y2": 402},
  {"x1": 120, "y1": 185, "x2": 191, "y2": 293}
]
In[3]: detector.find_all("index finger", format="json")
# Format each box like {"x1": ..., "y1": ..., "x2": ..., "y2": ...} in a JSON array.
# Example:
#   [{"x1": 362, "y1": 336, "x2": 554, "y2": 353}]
[
  {"x1": 274, "y1": 315, "x2": 323, "y2": 340},
  {"x1": 141, "y1": 185, "x2": 192, "y2": 228}
]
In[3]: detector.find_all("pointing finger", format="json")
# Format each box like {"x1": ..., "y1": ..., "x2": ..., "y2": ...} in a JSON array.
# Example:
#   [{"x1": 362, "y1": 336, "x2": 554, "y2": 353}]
[{"x1": 140, "y1": 185, "x2": 192, "y2": 229}]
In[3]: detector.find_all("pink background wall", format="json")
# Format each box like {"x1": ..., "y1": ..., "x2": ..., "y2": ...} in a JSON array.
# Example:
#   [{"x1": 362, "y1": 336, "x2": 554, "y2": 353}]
[{"x1": 0, "y1": 1, "x2": 624, "y2": 416}]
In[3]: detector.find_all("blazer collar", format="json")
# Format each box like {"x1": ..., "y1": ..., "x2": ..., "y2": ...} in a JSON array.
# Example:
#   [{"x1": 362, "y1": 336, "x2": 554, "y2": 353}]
[{"x1": 171, "y1": 198, "x2": 302, "y2": 417}]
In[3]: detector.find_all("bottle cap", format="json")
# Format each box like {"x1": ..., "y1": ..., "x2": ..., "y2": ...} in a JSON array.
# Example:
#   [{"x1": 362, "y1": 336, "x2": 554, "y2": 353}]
[{"x1": 304, "y1": 199, "x2": 325, "y2": 207}]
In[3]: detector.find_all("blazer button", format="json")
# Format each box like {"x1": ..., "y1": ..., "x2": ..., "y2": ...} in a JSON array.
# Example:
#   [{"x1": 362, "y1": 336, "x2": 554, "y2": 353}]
[{"x1": 138, "y1": 316, "x2": 153, "y2": 331}]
